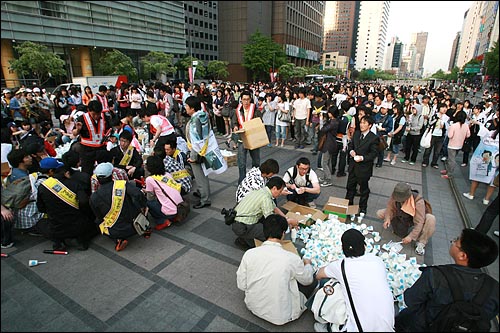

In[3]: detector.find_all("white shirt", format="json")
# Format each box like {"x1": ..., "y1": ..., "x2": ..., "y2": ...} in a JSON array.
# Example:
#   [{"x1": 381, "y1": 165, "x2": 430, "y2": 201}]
[
  {"x1": 293, "y1": 98, "x2": 311, "y2": 120},
  {"x1": 236, "y1": 241, "x2": 314, "y2": 325},
  {"x1": 324, "y1": 254, "x2": 395, "y2": 332},
  {"x1": 283, "y1": 166, "x2": 320, "y2": 187}
]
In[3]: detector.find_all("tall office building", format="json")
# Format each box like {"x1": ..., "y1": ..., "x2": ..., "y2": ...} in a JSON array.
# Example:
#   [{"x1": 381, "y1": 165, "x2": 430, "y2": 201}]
[
  {"x1": 183, "y1": 1, "x2": 219, "y2": 63},
  {"x1": 448, "y1": 32, "x2": 461, "y2": 71},
  {"x1": 322, "y1": 1, "x2": 360, "y2": 64},
  {"x1": 456, "y1": 1, "x2": 483, "y2": 68},
  {"x1": 411, "y1": 32, "x2": 428, "y2": 76},
  {"x1": 218, "y1": 1, "x2": 324, "y2": 82},
  {"x1": 354, "y1": 1, "x2": 390, "y2": 70},
  {"x1": 475, "y1": 1, "x2": 499, "y2": 58},
  {"x1": 1, "y1": 1, "x2": 185, "y2": 88},
  {"x1": 383, "y1": 36, "x2": 402, "y2": 72}
]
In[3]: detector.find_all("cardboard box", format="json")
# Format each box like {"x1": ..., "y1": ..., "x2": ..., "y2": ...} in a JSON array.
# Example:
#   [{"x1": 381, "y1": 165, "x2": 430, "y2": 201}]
[
  {"x1": 282, "y1": 201, "x2": 327, "y2": 226},
  {"x1": 234, "y1": 117, "x2": 269, "y2": 150},
  {"x1": 254, "y1": 239, "x2": 299, "y2": 256},
  {"x1": 223, "y1": 154, "x2": 237, "y2": 167},
  {"x1": 323, "y1": 197, "x2": 359, "y2": 222}
]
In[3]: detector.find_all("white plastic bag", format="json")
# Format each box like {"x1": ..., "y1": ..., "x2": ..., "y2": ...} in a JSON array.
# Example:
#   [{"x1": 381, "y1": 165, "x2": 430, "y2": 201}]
[{"x1": 420, "y1": 129, "x2": 432, "y2": 149}]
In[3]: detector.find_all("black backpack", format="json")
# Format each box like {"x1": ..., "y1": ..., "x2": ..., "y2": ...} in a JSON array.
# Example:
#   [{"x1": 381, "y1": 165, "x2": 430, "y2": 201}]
[
  {"x1": 428, "y1": 265, "x2": 494, "y2": 332},
  {"x1": 286, "y1": 166, "x2": 311, "y2": 187}
]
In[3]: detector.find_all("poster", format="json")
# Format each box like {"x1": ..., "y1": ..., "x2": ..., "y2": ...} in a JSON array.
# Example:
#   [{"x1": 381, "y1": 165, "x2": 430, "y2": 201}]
[{"x1": 469, "y1": 132, "x2": 499, "y2": 184}]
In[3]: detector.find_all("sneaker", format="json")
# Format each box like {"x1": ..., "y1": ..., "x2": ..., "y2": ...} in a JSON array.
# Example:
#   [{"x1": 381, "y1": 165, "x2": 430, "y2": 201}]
[
  {"x1": 441, "y1": 156, "x2": 447, "y2": 161},
  {"x1": 422, "y1": 163, "x2": 428, "y2": 167},
  {"x1": 318, "y1": 177, "x2": 325, "y2": 182},
  {"x1": 320, "y1": 181, "x2": 333, "y2": 187},
  {"x1": 317, "y1": 167, "x2": 324, "y2": 171},
  {"x1": 440, "y1": 170, "x2": 447, "y2": 175},
  {"x1": 1, "y1": 242, "x2": 14, "y2": 249},
  {"x1": 409, "y1": 162, "x2": 415, "y2": 165},
  {"x1": 494, "y1": 231, "x2": 499, "y2": 237},
  {"x1": 462, "y1": 192, "x2": 474, "y2": 200},
  {"x1": 155, "y1": 219, "x2": 172, "y2": 231},
  {"x1": 401, "y1": 159, "x2": 408, "y2": 163},
  {"x1": 432, "y1": 165, "x2": 439, "y2": 169},
  {"x1": 383, "y1": 158, "x2": 391, "y2": 162},
  {"x1": 390, "y1": 160, "x2": 396, "y2": 165},
  {"x1": 483, "y1": 199, "x2": 490, "y2": 205},
  {"x1": 314, "y1": 322, "x2": 329, "y2": 332},
  {"x1": 461, "y1": 163, "x2": 467, "y2": 167},
  {"x1": 415, "y1": 242, "x2": 425, "y2": 256},
  {"x1": 308, "y1": 202, "x2": 317, "y2": 209},
  {"x1": 441, "y1": 175, "x2": 450, "y2": 179},
  {"x1": 115, "y1": 239, "x2": 128, "y2": 252}
]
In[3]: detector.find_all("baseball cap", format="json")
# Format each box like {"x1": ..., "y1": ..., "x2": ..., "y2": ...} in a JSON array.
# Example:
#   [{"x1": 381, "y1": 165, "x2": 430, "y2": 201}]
[
  {"x1": 2, "y1": 89, "x2": 11, "y2": 94},
  {"x1": 40, "y1": 157, "x2": 64, "y2": 170},
  {"x1": 7, "y1": 121, "x2": 17, "y2": 128},
  {"x1": 33, "y1": 87, "x2": 41, "y2": 93},
  {"x1": 341, "y1": 229, "x2": 366, "y2": 257},
  {"x1": 94, "y1": 162, "x2": 113, "y2": 177}
]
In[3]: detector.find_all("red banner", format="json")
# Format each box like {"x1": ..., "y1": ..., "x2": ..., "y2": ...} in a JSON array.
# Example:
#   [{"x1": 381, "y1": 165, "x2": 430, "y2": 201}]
[{"x1": 188, "y1": 67, "x2": 193, "y2": 83}]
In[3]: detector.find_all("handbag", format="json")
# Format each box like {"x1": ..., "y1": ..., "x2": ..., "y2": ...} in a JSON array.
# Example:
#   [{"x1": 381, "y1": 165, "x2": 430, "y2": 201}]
[
  {"x1": 154, "y1": 179, "x2": 190, "y2": 222},
  {"x1": 278, "y1": 110, "x2": 291, "y2": 122},
  {"x1": 317, "y1": 133, "x2": 327, "y2": 151},
  {"x1": 420, "y1": 129, "x2": 432, "y2": 149},
  {"x1": 377, "y1": 135, "x2": 389, "y2": 152},
  {"x1": 308, "y1": 278, "x2": 347, "y2": 328},
  {"x1": 133, "y1": 212, "x2": 150, "y2": 236},
  {"x1": 341, "y1": 259, "x2": 363, "y2": 332}
]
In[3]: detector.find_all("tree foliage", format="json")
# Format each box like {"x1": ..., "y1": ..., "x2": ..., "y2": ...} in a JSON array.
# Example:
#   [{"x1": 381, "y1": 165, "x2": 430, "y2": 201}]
[
  {"x1": 206, "y1": 60, "x2": 229, "y2": 80},
  {"x1": 176, "y1": 56, "x2": 206, "y2": 78},
  {"x1": 96, "y1": 49, "x2": 137, "y2": 81},
  {"x1": 484, "y1": 41, "x2": 499, "y2": 78},
  {"x1": 140, "y1": 51, "x2": 176, "y2": 80},
  {"x1": 242, "y1": 30, "x2": 287, "y2": 81},
  {"x1": 357, "y1": 68, "x2": 396, "y2": 81},
  {"x1": 9, "y1": 41, "x2": 66, "y2": 85}
]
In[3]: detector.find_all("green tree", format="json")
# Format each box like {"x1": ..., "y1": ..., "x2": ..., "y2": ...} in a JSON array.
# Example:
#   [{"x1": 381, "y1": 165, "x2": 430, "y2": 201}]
[
  {"x1": 176, "y1": 56, "x2": 206, "y2": 78},
  {"x1": 9, "y1": 41, "x2": 66, "y2": 85},
  {"x1": 140, "y1": 51, "x2": 176, "y2": 81},
  {"x1": 431, "y1": 69, "x2": 447, "y2": 79},
  {"x1": 206, "y1": 60, "x2": 229, "y2": 80},
  {"x1": 96, "y1": 49, "x2": 137, "y2": 81},
  {"x1": 242, "y1": 30, "x2": 287, "y2": 81},
  {"x1": 484, "y1": 41, "x2": 499, "y2": 78},
  {"x1": 278, "y1": 63, "x2": 296, "y2": 82}
]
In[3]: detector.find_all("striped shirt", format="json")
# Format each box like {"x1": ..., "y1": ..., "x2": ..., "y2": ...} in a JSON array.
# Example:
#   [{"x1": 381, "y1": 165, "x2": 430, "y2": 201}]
[
  {"x1": 234, "y1": 187, "x2": 275, "y2": 225},
  {"x1": 236, "y1": 167, "x2": 265, "y2": 203}
]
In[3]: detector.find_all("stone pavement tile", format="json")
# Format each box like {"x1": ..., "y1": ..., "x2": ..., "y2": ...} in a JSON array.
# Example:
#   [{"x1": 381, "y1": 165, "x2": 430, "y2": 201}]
[
  {"x1": 192, "y1": 217, "x2": 241, "y2": 251},
  {"x1": 105, "y1": 286, "x2": 206, "y2": 332},
  {"x1": 203, "y1": 315, "x2": 248, "y2": 332},
  {"x1": 41, "y1": 311, "x2": 94, "y2": 332},
  {"x1": 1, "y1": 261, "x2": 24, "y2": 290},
  {"x1": 13, "y1": 242, "x2": 153, "y2": 322}
]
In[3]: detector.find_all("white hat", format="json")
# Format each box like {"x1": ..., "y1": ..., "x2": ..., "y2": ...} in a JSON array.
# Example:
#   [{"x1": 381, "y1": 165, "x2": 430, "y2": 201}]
[
  {"x1": 2, "y1": 89, "x2": 11, "y2": 94},
  {"x1": 94, "y1": 162, "x2": 113, "y2": 177},
  {"x1": 33, "y1": 87, "x2": 41, "y2": 93}
]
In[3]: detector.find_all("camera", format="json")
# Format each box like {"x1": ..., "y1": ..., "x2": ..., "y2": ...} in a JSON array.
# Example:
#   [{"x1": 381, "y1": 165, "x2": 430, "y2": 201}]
[{"x1": 221, "y1": 207, "x2": 237, "y2": 225}]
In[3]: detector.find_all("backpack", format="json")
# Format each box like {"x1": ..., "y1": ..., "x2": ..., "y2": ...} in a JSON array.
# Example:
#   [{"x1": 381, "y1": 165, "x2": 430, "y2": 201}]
[
  {"x1": 286, "y1": 166, "x2": 311, "y2": 187},
  {"x1": 1, "y1": 174, "x2": 36, "y2": 209},
  {"x1": 428, "y1": 265, "x2": 494, "y2": 332},
  {"x1": 411, "y1": 190, "x2": 433, "y2": 214}
]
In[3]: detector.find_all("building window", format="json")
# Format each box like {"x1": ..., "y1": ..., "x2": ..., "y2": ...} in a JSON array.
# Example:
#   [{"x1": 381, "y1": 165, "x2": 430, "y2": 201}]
[
  {"x1": 40, "y1": 1, "x2": 63, "y2": 18},
  {"x1": 194, "y1": 7, "x2": 198, "y2": 14}
]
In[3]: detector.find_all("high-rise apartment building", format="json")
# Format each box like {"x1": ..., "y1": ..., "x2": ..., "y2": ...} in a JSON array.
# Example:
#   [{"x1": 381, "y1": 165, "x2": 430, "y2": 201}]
[
  {"x1": 183, "y1": 1, "x2": 219, "y2": 63},
  {"x1": 411, "y1": 32, "x2": 428, "y2": 76},
  {"x1": 218, "y1": 1, "x2": 324, "y2": 82},
  {"x1": 456, "y1": 1, "x2": 483, "y2": 68},
  {"x1": 475, "y1": 1, "x2": 499, "y2": 58},
  {"x1": 354, "y1": 1, "x2": 390, "y2": 70},
  {"x1": 1, "y1": 1, "x2": 185, "y2": 88},
  {"x1": 448, "y1": 32, "x2": 461, "y2": 71},
  {"x1": 322, "y1": 1, "x2": 360, "y2": 64}
]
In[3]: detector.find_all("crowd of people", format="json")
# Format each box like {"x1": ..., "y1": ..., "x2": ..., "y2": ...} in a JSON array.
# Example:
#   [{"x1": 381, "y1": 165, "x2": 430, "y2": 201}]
[{"x1": 1, "y1": 78, "x2": 499, "y2": 331}]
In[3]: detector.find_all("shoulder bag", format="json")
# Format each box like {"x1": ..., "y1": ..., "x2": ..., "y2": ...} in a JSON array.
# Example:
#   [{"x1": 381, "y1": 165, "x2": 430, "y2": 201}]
[
  {"x1": 341, "y1": 259, "x2": 363, "y2": 332},
  {"x1": 420, "y1": 128, "x2": 432, "y2": 149},
  {"x1": 307, "y1": 278, "x2": 347, "y2": 328},
  {"x1": 278, "y1": 109, "x2": 291, "y2": 122},
  {"x1": 154, "y1": 179, "x2": 190, "y2": 222}
]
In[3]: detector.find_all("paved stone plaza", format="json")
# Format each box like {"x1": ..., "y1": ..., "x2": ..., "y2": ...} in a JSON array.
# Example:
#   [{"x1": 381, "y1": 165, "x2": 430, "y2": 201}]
[{"x1": 1, "y1": 136, "x2": 498, "y2": 332}]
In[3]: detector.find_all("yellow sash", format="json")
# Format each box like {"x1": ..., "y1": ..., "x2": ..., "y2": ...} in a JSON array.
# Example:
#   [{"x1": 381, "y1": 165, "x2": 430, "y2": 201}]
[
  {"x1": 171, "y1": 169, "x2": 190, "y2": 180},
  {"x1": 100, "y1": 180, "x2": 126, "y2": 235},
  {"x1": 151, "y1": 174, "x2": 181, "y2": 193},
  {"x1": 41, "y1": 177, "x2": 79, "y2": 209},
  {"x1": 119, "y1": 145, "x2": 134, "y2": 166}
]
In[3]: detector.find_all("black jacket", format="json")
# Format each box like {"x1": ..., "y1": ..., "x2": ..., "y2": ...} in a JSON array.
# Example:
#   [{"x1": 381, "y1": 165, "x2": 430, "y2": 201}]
[
  {"x1": 347, "y1": 130, "x2": 378, "y2": 178},
  {"x1": 319, "y1": 118, "x2": 339, "y2": 154}
]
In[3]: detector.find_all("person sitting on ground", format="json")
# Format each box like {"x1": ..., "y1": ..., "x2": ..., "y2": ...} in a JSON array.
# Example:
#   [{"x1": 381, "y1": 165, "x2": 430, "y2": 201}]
[
  {"x1": 315, "y1": 228, "x2": 395, "y2": 332},
  {"x1": 37, "y1": 160, "x2": 97, "y2": 251},
  {"x1": 110, "y1": 130, "x2": 144, "y2": 181},
  {"x1": 144, "y1": 155, "x2": 184, "y2": 230},
  {"x1": 236, "y1": 158, "x2": 280, "y2": 203},
  {"x1": 90, "y1": 150, "x2": 129, "y2": 193},
  {"x1": 163, "y1": 138, "x2": 192, "y2": 195},
  {"x1": 282, "y1": 157, "x2": 321, "y2": 208},
  {"x1": 395, "y1": 228, "x2": 499, "y2": 332},
  {"x1": 378, "y1": 182, "x2": 436, "y2": 256},
  {"x1": 89, "y1": 162, "x2": 148, "y2": 252},
  {"x1": 62, "y1": 150, "x2": 91, "y2": 197},
  {"x1": 6, "y1": 148, "x2": 32, "y2": 182},
  {"x1": 236, "y1": 214, "x2": 314, "y2": 325}
]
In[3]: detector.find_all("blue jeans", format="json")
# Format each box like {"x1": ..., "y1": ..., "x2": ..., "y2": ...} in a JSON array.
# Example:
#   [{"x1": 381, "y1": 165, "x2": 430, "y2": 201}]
[
  {"x1": 237, "y1": 142, "x2": 260, "y2": 183},
  {"x1": 147, "y1": 199, "x2": 176, "y2": 225},
  {"x1": 276, "y1": 125, "x2": 287, "y2": 140}
]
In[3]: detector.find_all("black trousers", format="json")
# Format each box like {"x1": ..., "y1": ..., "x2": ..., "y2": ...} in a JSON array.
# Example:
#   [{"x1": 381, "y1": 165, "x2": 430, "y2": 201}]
[
  {"x1": 475, "y1": 194, "x2": 499, "y2": 234},
  {"x1": 345, "y1": 172, "x2": 370, "y2": 213},
  {"x1": 404, "y1": 134, "x2": 422, "y2": 162}
]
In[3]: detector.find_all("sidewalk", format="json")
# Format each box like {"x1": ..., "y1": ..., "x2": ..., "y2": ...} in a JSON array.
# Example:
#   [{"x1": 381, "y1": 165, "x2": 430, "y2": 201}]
[{"x1": 1, "y1": 136, "x2": 497, "y2": 332}]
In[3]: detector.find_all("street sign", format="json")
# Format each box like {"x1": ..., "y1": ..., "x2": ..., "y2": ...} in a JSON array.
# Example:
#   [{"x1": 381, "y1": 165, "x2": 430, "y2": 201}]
[
  {"x1": 192, "y1": 61, "x2": 198, "y2": 66},
  {"x1": 464, "y1": 67, "x2": 481, "y2": 74}
]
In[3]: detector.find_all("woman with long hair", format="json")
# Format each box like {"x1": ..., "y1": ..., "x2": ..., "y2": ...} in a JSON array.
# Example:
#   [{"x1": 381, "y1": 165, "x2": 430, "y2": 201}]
[
  {"x1": 82, "y1": 86, "x2": 94, "y2": 106},
  {"x1": 385, "y1": 103, "x2": 406, "y2": 165},
  {"x1": 441, "y1": 111, "x2": 470, "y2": 179}
]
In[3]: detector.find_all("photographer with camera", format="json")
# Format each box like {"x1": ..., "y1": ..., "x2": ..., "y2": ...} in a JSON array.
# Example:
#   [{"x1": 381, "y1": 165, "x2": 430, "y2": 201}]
[{"x1": 229, "y1": 177, "x2": 298, "y2": 251}]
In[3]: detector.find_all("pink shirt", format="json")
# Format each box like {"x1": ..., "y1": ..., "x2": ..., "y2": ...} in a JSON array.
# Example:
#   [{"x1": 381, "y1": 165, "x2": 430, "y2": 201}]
[
  {"x1": 447, "y1": 122, "x2": 470, "y2": 150},
  {"x1": 145, "y1": 174, "x2": 183, "y2": 216}
]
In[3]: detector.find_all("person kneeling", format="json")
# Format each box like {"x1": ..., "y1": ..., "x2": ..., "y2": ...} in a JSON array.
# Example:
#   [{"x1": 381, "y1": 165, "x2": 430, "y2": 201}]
[
  {"x1": 377, "y1": 182, "x2": 436, "y2": 256},
  {"x1": 236, "y1": 214, "x2": 314, "y2": 325}
]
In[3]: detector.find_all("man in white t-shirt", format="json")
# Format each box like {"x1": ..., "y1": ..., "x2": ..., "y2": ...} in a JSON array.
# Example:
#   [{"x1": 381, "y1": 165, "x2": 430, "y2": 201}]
[
  {"x1": 292, "y1": 88, "x2": 311, "y2": 149},
  {"x1": 315, "y1": 229, "x2": 395, "y2": 332},
  {"x1": 283, "y1": 157, "x2": 321, "y2": 208}
]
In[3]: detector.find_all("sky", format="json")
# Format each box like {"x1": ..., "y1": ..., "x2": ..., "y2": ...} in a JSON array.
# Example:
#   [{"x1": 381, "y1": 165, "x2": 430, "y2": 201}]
[{"x1": 385, "y1": 1, "x2": 473, "y2": 75}]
